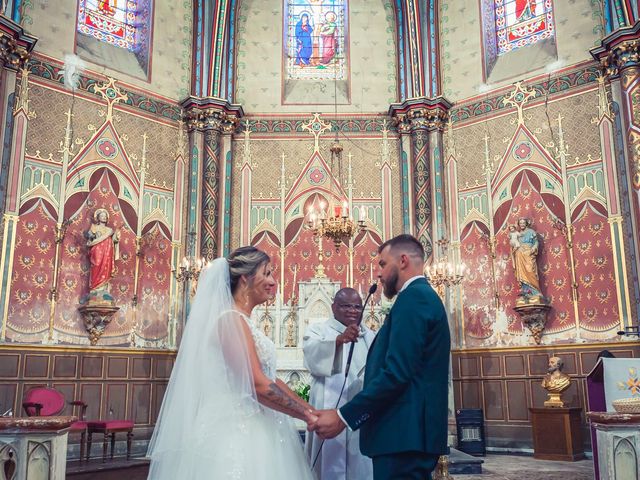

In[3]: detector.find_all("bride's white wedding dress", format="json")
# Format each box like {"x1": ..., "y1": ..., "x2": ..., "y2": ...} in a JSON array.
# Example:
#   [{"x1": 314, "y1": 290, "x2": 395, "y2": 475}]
[
  {"x1": 190, "y1": 313, "x2": 315, "y2": 479},
  {"x1": 147, "y1": 259, "x2": 315, "y2": 479}
]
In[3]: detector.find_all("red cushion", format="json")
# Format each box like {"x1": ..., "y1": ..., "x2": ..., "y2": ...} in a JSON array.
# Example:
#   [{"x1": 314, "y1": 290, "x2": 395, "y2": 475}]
[
  {"x1": 87, "y1": 420, "x2": 134, "y2": 430},
  {"x1": 70, "y1": 421, "x2": 87, "y2": 431},
  {"x1": 23, "y1": 388, "x2": 65, "y2": 416}
]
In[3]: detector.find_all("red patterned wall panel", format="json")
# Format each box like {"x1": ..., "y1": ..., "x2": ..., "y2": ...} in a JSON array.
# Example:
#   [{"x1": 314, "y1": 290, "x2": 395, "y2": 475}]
[
  {"x1": 6, "y1": 202, "x2": 57, "y2": 341},
  {"x1": 461, "y1": 221, "x2": 496, "y2": 343},
  {"x1": 571, "y1": 201, "x2": 619, "y2": 334},
  {"x1": 137, "y1": 223, "x2": 172, "y2": 340}
]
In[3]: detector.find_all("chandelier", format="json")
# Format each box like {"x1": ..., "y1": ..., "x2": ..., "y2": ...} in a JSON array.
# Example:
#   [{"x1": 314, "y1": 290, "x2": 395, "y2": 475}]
[
  {"x1": 173, "y1": 231, "x2": 205, "y2": 282},
  {"x1": 307, "y1": 199, "x2": 366, "y2": 251},
  {"x1": 424, "y1": 239, "x2": 466, "y2": 297}
]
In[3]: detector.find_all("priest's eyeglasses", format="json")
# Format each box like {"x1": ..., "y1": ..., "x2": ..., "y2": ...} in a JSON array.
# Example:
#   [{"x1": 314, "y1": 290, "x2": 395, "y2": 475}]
[{"x1": 337, "y1": 304, "x2": 363, "y2": 311}]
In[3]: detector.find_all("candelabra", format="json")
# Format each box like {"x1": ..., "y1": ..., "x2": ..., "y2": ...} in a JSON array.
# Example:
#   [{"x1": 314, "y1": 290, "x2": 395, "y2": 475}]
[
  {"x1": 306, "y1": 200, "x2": 366, "y2": 251},
  {"x1": 425, "y1": 259, "x2": 465, "y2": 298},
  {"x1": 173, "y1": 231, "x2": 205, "y2": 282}
]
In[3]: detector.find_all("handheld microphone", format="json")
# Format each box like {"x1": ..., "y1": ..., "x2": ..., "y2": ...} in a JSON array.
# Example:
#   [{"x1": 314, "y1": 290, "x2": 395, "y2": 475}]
[{"x1": 344, "y1": 283, "x2": 378, "y2": 379}]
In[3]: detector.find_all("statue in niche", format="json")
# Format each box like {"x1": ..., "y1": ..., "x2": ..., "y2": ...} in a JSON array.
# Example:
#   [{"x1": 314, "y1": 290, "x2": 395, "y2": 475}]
[
  {"x1": 541, "y1": 356, "x2": 571, "y2": 407},
  {"x1": 510, "y1": 218, "x2": 543, "y2": 304},
  {"x1": 84, "y1": 208, "x2": 120, "y2": 303}
]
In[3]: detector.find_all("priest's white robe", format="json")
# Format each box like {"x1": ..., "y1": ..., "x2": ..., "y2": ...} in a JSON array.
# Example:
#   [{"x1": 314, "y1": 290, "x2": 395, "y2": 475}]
[{"x1": 303, "y1": 317, "x2": 375, "y2": 480}]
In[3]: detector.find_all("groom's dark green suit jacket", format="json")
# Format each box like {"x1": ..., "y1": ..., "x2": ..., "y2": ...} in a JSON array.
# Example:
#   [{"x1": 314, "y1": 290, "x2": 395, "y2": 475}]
[{"x1": 340, "y1": 277, "x2": 450, "y2": 457}]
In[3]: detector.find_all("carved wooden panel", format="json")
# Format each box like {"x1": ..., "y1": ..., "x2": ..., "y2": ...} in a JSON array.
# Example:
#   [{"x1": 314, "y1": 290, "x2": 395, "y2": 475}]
[
  {"x1": 505, "y1": 380, "x2": 528, "y2": 421},
  {"x1": 481, "y1": 356, "x2": 502, "y2": 377},
  {"x1": 53, "y1": 355, "x2": 77, "y2": 378}
]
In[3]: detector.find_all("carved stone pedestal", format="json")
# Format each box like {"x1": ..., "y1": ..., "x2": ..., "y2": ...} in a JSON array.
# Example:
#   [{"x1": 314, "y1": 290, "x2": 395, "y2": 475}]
[
  {"x1": 0, "y1": 415, "x2": 76, "y2": 480},
  {"x1": 588, "y1": 412, "x2": 640, "y2": 480},
  {"x1": 78, "y1": 302, "x2": 120, "y2": 345},
  {"x1": 514, "y1": 299, "x2": 551, "y2": 344}
]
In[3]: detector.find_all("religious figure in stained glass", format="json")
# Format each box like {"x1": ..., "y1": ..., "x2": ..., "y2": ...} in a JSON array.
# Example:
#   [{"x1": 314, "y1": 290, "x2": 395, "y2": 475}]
[
  {"x1": 286, "y1": 0, "x2": 347, "y2": 81},
  {"x1": 495, "y1": 0, "x2": 554, "y2": 55},
  {"x1": 77, "y1": 0, "x2": 148, "y2": 52},
  {"x1": 98, "y1": 0, "x2": 117, "y2": 16},
  {"x1": 295, "y1": 13, "x2": 314, "y2": 66},
  {"x1": 319, "y1": 11, "x2": 337, "y2": 64}
]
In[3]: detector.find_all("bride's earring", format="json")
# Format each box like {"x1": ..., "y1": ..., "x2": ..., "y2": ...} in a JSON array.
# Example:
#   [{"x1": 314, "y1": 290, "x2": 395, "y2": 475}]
[{"x1": 244, "y1": 285, "x2": 250, "y2": 307}]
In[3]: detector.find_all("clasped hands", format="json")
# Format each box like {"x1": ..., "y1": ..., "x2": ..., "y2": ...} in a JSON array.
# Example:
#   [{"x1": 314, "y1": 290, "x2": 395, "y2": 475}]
[{"x1": 304, "y1": 409, "x2": 346, "y2": 439}]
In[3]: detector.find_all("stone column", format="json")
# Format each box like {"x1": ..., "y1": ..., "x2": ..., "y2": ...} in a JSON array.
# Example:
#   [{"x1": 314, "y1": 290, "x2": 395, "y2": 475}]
[
  {"x1": 181, "y1": 97, "x2": 243, "y2": 260},
  {"x1": 0, "y1": 14, "x2": 35, "y2": 340},
  {"x1": 389, "y1": 97, "x2": 452, "y2": 262},
  {"x1": 592, "y1": 22, "x2": 640, "y2": 324}
]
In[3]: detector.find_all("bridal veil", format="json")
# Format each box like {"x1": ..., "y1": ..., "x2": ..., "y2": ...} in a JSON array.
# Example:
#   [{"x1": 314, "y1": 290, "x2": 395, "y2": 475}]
[{"x1": 147, "y1": 257, "x2": 260, "y2": 478}]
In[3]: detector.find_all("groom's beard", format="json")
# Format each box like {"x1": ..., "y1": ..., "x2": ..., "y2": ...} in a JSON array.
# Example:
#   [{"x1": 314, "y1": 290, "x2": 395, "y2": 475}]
[{"x1": 382, "y1": 267, "x2": 399, "y2": 299}]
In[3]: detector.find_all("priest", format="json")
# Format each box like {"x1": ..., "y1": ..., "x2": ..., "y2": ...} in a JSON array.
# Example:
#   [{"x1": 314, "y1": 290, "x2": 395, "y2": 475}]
[{"x1": 303, "y1": 287, "x2": 375, "y2": 480}]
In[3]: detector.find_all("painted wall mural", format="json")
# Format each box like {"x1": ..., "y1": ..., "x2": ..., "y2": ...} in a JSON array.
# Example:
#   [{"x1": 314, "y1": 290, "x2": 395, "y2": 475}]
[
  {"x1": 1, "y1": 68, "x2": 184, "y2": 347},
  {"x1": 452, "y1": 78, "x2": 629, "y2": 347}
]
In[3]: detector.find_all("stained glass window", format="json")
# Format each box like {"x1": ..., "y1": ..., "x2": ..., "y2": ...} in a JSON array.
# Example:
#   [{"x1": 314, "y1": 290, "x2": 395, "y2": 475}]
[
  {"x1": 77, "y1": 0, "x2": 147, "y2": 52},
  {"x1": 285, "y1": 0, "x2": 347, "y2": 81},
  {"x1": 495, "y1": 0, "x2": 554, "y2": 56}
]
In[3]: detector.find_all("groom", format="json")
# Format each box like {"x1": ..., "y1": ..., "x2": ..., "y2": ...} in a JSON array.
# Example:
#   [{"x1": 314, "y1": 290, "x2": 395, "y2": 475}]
[{"x1": 310, "y1": 234, "x2": 450, "y2": 480}]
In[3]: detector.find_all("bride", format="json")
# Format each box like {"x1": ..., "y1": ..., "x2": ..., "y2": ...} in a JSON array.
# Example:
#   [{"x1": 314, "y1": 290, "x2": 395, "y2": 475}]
[{"x1": 147, "y1": 247, "x2": 316, "y2": 479}]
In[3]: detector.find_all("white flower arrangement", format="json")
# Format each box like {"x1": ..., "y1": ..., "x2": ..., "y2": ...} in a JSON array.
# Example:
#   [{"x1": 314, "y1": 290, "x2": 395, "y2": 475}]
[{"x1": 379, "y1": 298, "x2": 395, "y2": 316}]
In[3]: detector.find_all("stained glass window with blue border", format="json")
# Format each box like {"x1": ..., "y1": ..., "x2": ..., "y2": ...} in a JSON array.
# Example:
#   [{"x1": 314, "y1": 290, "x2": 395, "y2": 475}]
[
  {"x1": 285, "y1": 0, "x2": 347, "y2": 81},
  {"x1": 495, "y1": 0, "x2": 554, "y2": 56},
  {"x1": 77, "y1": 0, "x2": 146, "y2": 52}
]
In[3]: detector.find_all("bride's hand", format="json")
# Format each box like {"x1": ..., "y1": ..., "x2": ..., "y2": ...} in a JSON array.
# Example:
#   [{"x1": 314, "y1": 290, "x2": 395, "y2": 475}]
[{"x1": 304, "y1": 409, "x2": 318, "y2": 430}]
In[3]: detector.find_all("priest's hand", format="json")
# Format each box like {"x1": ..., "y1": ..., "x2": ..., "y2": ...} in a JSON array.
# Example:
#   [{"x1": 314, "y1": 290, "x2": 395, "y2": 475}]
[
  {"x1": 337, "y1": 324, "x2": 359, "y2": 345},
  {"x1": 314, "y1": 409, "x2": 346, "y2": 439}
]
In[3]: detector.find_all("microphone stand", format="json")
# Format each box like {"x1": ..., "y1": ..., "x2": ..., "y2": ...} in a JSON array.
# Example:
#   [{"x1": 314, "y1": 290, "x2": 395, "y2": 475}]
[{"x1": 311, "y1": 283, "x2": 378, "y2": 470}]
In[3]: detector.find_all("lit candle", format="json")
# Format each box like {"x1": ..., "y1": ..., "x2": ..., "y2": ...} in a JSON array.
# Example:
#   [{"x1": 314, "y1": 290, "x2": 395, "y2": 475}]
[
  {"x1": 342, "y1": 201, "x2": 348, "y2": 217},
  {"x1": 369, "y1": 262, "x2": 374, "y2": 284},
  {"x1": 292, "y1": 264, "x2": 297, "y2": 289},
  {"x1": 182, "y1": 257, "x2": 189, "y2": 268},
  {"x1": 360, "y1": 206, "x2": 366, "y2": 221}
]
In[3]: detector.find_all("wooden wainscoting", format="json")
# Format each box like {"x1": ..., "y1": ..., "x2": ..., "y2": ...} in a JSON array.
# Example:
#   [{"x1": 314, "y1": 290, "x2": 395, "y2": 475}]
[
  {"x1": 452, "y1": 341, "x2": 640, "y2": 450},
  {"x1": 0, "y1": 345, "x2": 176, "y2": 446}
]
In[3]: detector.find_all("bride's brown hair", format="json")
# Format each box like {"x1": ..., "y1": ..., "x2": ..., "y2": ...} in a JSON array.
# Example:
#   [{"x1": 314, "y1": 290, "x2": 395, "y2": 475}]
[{"x1": 227, "y1": 246, "x2": 270, "y2": 294}]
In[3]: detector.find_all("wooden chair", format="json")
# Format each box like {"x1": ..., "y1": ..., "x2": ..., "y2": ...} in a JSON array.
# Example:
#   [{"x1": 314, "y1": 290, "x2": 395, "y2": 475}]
[
  {"x1": 86, "y1": 420, "x2": 134, "y2": 462},
  {"x1": 22, "y1": 387, "x2": 89, "y2": 461}
]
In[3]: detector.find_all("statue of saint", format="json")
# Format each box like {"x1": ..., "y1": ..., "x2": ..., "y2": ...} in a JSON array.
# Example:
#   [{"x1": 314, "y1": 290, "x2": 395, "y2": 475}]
[
  {"x1": 541, "y1": 356, "x2": 571, "y2": 407},
  {"x1": 511, "y1": 218, "x2": 542, "y2": 299},
  {"x1": 84, "y1": 208, "x2": 120, "y2": 298}
]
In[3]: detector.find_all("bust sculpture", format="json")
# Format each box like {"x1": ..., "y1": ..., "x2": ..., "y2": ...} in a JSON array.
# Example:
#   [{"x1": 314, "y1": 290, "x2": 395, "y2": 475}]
[{"x1": 541, "y1": 356, "x2": 571, "y2": 407}]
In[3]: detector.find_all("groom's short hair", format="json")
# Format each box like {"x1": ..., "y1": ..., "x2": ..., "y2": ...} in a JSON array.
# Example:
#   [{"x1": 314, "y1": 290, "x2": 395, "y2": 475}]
[{"x1": 378, "y1": 234, "x2": 424, "y2": 261}]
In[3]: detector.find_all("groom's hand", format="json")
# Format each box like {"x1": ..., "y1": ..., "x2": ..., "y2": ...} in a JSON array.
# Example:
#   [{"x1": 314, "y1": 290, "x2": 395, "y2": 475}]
[{"x1": 314, "y1": 409, "x2": 346, "y2": 439}]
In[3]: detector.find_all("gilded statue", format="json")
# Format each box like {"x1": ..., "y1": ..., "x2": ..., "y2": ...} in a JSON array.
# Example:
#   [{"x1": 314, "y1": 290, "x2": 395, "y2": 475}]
[
  {"x1": 84, "y1": 208, "x2": 120, "y2": 301},
  {"x1": 541, "y1": 356, "x2": 571, "y2": 407}
]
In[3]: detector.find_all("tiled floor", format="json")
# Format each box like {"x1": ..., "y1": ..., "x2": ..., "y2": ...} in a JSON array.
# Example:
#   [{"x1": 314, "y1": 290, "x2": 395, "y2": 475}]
[{"x1": 454, "y1": 454, "x2": 595, "y2": 480}]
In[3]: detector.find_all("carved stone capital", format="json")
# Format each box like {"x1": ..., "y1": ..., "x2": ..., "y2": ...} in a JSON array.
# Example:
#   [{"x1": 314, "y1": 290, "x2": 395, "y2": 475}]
[
  {"x1": 388, "y1": 96, "x2": 453, "y2": 133},
  {"x1": 0, "y1": 15, "x2": 37, "y2": 71},
  {"x1": 180, "y1": 96, "x2": 244, "y2": 133},
  {"x1": 591, "y1": 22, "x2": 640, "y2": 78}
]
